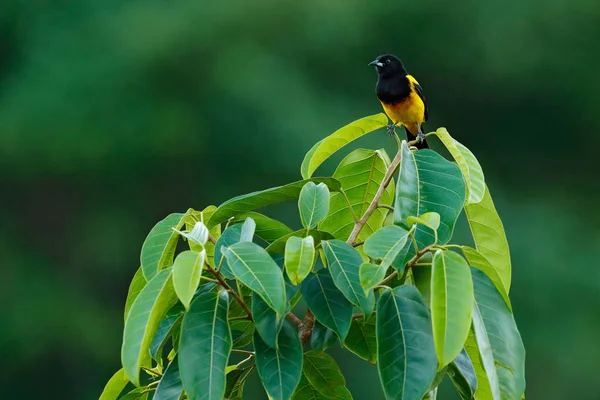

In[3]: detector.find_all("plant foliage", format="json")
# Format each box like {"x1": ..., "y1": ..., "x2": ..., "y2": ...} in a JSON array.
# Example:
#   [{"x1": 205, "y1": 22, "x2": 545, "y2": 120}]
[{"x1": 103, "y1": 114, "x2": 525, "y2": 400}]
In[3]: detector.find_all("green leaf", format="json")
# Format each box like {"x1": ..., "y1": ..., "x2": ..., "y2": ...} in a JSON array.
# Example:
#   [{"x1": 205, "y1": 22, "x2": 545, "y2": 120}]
[
  {"x1": 250, "y1": 255, "x2": 301, "y2": 349},
  {"x1": 240, "y1": 217, "x2": 256, "y2": 242},
  {"x1": 310, "y1": 321, "x2": 338, "y2": 351},
  {"x1": 376, "y1": 286, "x2": 437, "y2": 400},
  {"x1": 464, "y1": 329, "x2": 496, "y2": 399},
  {"x1": 394, "y1": 143, "x2": 466, "y2": 248},
  {"x1": 255, "y1": 320, "x2": 303, "y2": 400},
  {"x1": 394, "y1": 141, "x2": 419, "y2": 226},
  {"x1": 230, "y1": 320, "x2": 254, "y2": 348},
  {"x1": 464, "y1": 186, "x2": 511, "y2": 293},
  {"x1": 208, "y1": 178, "x2": 342, "y2": 227},
  {"x1": 99, "y1": 368, "x2": 129, "y2": 400},
  {"x1": 224, "y1": 368, "x2": 248, "y2": 399},
  {"x1": 140, "y1": 213, "x2": 186, "y2": 280},
  {"x1": 461, "y1": 246, "x2": 512, "y2": 312},
  {"x1": 230, "y1": 212, "x2": 293, "y2": 243},
  {"x1": 301, "y1": 269, "x2": 353, "y2": 341},
  {"x1": 412, "y1": 263, "x2": 432, "y2": 309},
  {"x1": 322, "y1": 240, "x2": 375, "y2": 316},
  {"x1": 299, "y1": 182, "x2": 330, "y2": 229},
  {"x1": 215, "y1": 224, "x2": 243, "y2": 278},
  {"x1": 358, "y1": 263, "x2": 385, "y2": 293},
  {"x1": 448, "y1": 349, "x2": 478, "y2": 400},
  {"x1": 150, "y1": 303, "x2": 185, "y2": 361},
  {"x1": 285, "y1": 236, "x2": 316, "y2": 285},
  {"x1": 470, "y1": 268, "x2": 525, "y2": 399},
  {"x1": 301, "y1": 113, "x2": 388, "y2": 178},
  {"x1": 223, "y1": 241, "x2": 287, "y2": 314},
  {"x1": 121, "y1": 268, "x2": 178, "y2": 386},
  {"x1": 344, "y1": 315, "x2": 377, "y2": 364},
  {"x1": 225, "y1": 367, "x2": 257, "y2": 400},
  {"x1": 432, "y1": 128, "x2": 485, "y2": 204},
  {"x1": 124, "y1": 267, "x2": 147, "y2": 322},
  {"x1": 363, "y1": 225, "x2": 410, "y2": 270},
  {"x1": 179, "y1": 291, "x2": 232, "y2": 400},
  {"x1": 119, "y1": 387, "x2": 149, "y2": 400},
  {"x1": 267, "y1": 229, "x2": 334, "y2": 254},
  {"x1": 431, "y1": 250, "x2": 474, "y2": 367},
  {"x1": 422, "y1": 388, "x2": 438, "y2": 400},
  {"x1": 406, "y1": 211, "x2": 441, "y2": 231},
  {"x1": 465, "y1": 326, "x2": 498, "y2": 400},
  {"x1": 292, "y1": 374, "x2": 329, "y2": 399},
  {"x1": 154, "y1": 355, "x2": 183, "y2": 400},
  {"x1": 319, "y1": 148, "x2": 394, "y2": 242},
  {"x1": 303, "y1": 350, "x2": 348, "y2": 398},
  {"x1": 428, "y1": 366, "x2": 448, "y2": 393},
  {"x1": 172, "y1": 250, "x2": 205, "y2": 309},
  {"x1": 252, "y1": 293, "x2": 283, "y2": 349}
]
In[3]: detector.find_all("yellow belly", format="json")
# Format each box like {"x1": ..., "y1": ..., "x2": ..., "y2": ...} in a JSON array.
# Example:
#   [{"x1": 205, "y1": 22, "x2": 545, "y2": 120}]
[{"x1": 380, "y1": 92, "x2": 426, "y2": 128}]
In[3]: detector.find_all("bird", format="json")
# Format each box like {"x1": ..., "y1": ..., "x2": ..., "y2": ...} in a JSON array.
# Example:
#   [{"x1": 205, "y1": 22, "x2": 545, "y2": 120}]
[{"x1": 369, "y1": 54, "x2": 429, "y2": 149}]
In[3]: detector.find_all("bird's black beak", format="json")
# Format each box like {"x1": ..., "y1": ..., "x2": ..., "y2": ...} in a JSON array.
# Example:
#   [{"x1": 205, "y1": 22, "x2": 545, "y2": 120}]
[{"x1": 369, "y1": 60, "x2": 384, "y2": 67}]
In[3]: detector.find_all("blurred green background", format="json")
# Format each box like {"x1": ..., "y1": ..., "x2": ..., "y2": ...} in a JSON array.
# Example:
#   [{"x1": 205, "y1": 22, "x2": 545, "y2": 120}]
[{"x1": 1, "y1": 0, "x2": 597, "y2": 399}]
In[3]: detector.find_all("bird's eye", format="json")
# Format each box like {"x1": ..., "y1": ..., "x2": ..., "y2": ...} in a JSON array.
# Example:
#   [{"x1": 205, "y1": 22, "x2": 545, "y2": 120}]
[{"x1": 386, "y1": 59, "x2": 391, "y2": 64}]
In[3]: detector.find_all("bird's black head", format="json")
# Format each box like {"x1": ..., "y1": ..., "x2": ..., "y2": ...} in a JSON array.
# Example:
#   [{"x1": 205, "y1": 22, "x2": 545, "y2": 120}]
[{"x1": 369, "y1": 54, "x2": 407, "y2": 78}]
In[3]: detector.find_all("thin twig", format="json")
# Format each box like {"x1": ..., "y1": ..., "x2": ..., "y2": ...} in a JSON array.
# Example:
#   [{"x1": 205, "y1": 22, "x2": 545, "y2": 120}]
[
  {"x1": 200, "y1": 275, "x2": 219, "y2": 283},
  {"x1": 231, "y1": 349, "x2": 255, "y2": 355},
  {"x1": 352, "y1": 312, "x2": 375, "y2": 320},
  {"x1": 141, "y1": 367, "x2": 162, "y2": 378},
  {"x1": 377, "y1": 244, "x2": 435, "y2": 287},
  {"x1": 208, "y1": 234, "x2": 217, "y2": 245},
  {"x1": 378, "y1": 204, "x2": 395, "y2": 211},
  {"x1": 346, "y1": 147, "x2": 403, "y2": 245},
  {"x1": 205, "y1": 262, "x2": 253, "y2": 321},
  {"x1": 351, "y1": 241, "x2": 364, "y2": 248},
  {"x1": 236, "y1": 354, "x2": 255, "y2": 368},
  {"x1": 229, "y1": 315, "x2": 252, "y2": 321}
]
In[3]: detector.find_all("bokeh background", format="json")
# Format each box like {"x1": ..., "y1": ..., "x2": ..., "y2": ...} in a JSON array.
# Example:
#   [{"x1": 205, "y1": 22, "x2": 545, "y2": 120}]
[{"x1": 1, "y1": 1, "x2": 598, "y2": 399}]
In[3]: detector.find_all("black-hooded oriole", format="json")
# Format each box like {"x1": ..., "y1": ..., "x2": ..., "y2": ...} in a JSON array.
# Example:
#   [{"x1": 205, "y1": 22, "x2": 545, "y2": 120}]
[{"x1": 369, "y1": 54, "x2": 428, "y2": 149}]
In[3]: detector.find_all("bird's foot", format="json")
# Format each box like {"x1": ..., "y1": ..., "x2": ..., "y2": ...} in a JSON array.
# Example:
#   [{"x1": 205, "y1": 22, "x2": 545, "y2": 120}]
[
  {"x1": 387, "y1": 123, "x2": 396, "y2": 137},
  {"x1": 416, "y1": 131, "x2": 425, "y2": 143}
]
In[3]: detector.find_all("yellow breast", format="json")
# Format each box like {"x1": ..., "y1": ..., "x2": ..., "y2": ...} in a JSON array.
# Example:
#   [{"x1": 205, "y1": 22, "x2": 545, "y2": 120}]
[{"x1": 380, "y1": 91, "x2": 425, "y2": 126}]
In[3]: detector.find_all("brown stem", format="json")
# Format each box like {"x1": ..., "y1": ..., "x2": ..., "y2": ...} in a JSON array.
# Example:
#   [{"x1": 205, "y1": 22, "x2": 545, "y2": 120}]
[
  {"x1": 205, "y1": 263, "x2": 253, "y2": 321},
  {"x1": 287, "y1": 312, "x2": 303, "y2": 327},
  {"x1": 299, "y1": 309, "x2": 315, "y2": 345},
  {"x1": 208, "y1": 234, "x2": 217, "y2": 245},
  {"x1": 346, "y1": 148, "x2": 402, "y2": 245}
]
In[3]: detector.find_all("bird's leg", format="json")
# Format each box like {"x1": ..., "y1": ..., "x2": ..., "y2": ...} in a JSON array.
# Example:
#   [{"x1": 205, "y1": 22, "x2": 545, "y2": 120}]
[
  {"x1": 416, "y1": 124, "x2": 425, "y2": 143},
  {"x1": 387, "y1": 122, "x2": 397, "y2": 137}
]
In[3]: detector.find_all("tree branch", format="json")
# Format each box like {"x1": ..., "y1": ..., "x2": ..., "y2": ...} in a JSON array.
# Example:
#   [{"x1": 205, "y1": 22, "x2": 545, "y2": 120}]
[
  {"x1": 346, "y1": 147, "x2": 402, "y2": 245},
  {"x1": 287, "y1": 312, "x2": 303, "y2": 327},
  {"x1": 299, "y1": 309, "x2": 315, "y2": 345},
  {"x1": 205, "y1": 263, "x2": 253, "y2": 321}
]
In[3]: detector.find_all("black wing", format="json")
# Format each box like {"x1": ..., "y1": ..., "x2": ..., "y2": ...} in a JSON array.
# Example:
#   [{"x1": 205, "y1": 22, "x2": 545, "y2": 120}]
[{"x1": 414, "y1": 82, "x2": 428, "y2": 122}]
